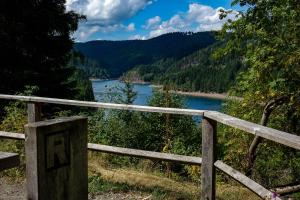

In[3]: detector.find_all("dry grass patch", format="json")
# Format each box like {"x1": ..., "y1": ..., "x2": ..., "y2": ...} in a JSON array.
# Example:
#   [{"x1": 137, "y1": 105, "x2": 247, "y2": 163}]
[{"x1": 88, "y1": 158, "x2": 260, "y2": 200}]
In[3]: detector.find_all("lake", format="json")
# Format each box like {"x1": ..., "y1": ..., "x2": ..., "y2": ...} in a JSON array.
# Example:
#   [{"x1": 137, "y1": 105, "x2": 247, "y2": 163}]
[{"x1": 92, "y1": 80, "x2": 223, "y2": 112}]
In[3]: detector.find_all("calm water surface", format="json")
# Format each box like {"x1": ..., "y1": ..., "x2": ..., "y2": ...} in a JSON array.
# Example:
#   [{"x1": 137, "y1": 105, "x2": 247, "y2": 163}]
[{"x1": 92, "y1": 80, "x2": 223, "y2": 112}]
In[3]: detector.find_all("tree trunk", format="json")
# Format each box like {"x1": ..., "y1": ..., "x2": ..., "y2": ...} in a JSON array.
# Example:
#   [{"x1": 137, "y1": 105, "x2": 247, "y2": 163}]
[
  {"x1": 272, "y1": 182, "x2": 300, "y2": 195},
  {"x1": 246, "y1": 96, "x2": 289, "y2": 177}
]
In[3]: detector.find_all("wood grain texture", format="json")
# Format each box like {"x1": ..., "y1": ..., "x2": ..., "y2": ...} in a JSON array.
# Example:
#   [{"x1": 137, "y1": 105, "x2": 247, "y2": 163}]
[
  {"x1": 204, "y1": 111, "x2": 300, "y2": 150},
  {"x1": 0, "y1": 94, "x2": 205, "y2": 116},
  {"x1": 0, "y1": 133, "x2": 202, "y2": 166},
  {"x1": 0, "y1": 152, "x2": 20, "y2": 171},
  {"x1": 273, "y1": 184, "x2": 300, "y2": 195},
  {"x1": 0, "y1": 131, "x2": 25, "y2": 140},
  {"x1": 88, "y1": 143, "x2": 202, "y2": 165},
  {"x1": 25, "y1": 116, "x2": 88, "y2": 200},
  {"x1": 201, "y1": 117, "x2": 217, "y2": 200},
  {"x1": 27, "y1": 103, "x2": 42, "y2": 123},
  {"x1": 215, "y1": 160, "x2": 282, "y2": 200}
]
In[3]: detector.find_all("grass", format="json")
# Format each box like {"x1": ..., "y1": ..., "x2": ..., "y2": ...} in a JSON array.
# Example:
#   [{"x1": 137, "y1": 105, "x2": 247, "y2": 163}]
[
  {"x1": 1, "y1": 151, "x2": 298, "y2": 199},
  {"x1": 88, "y1": 156, "x2": 261, "y2": 200}
]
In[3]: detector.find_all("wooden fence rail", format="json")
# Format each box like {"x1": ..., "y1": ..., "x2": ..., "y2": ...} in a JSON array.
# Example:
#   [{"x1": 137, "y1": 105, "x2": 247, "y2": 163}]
[
  {"x1": 0, "y1": 131, "x2": 202, "y2": 165},
  {"x1": 1, "y1": 94, "x2": 299, "y2": 200},
  {"x1": 0, "y1": 152, "x2": 20, "y2": 172},
  {"x1": 0, "y1": 94, "x2": 205, "y2": 116}
]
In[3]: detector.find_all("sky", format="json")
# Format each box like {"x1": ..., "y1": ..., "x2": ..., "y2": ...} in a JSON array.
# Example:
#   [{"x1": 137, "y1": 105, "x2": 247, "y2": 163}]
[{"x1": 65, "y1": 0, "x2": 241, "y2": 42}]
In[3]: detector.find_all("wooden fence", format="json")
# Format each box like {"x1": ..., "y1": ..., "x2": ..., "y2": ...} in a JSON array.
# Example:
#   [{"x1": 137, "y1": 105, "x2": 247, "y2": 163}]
[{"x1": 0, "y1": 94, "x2": 299, "y2": 200}]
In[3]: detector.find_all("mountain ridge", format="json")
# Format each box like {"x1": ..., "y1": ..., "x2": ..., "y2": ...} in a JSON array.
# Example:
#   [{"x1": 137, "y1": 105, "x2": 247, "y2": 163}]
[
  {"x1": 74, "y1": 31, "x2": 217, "y2": 77},
  {"x1": 125, "y1": 42, "x2": 244, "y2": 93}
]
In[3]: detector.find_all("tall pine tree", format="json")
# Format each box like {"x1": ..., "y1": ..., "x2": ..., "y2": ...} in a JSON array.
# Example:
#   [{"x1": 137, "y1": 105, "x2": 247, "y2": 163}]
[{"x1": 0, "y1": 0, "x2": 83, "y2": 98}]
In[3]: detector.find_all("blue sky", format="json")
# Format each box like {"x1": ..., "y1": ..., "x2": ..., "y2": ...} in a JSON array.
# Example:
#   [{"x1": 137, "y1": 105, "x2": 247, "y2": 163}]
[{"x1": 66, "y1": 0, "x2": 241, "y2": 42}]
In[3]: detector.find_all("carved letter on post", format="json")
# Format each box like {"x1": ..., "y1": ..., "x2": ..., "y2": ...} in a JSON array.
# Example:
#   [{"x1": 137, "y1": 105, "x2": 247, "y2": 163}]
[
  {"x1": 46, "y1": 131, "x2": 70, "y2": 170},
  {"x1": 25, "y1": 117, "x2": 88, "y2": 200}
]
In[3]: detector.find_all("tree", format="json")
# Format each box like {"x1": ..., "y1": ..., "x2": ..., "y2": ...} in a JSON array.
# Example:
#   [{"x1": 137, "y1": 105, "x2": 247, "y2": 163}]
[
  {"x1": 217, "y1": 0, "x2": 300, "y2": 193},
  {"x1": 119, "y1": 81, "x2": 137, "y2": 105},
  {"x1": 0, "y1": 0, "x2": 83, "y2": 98}
]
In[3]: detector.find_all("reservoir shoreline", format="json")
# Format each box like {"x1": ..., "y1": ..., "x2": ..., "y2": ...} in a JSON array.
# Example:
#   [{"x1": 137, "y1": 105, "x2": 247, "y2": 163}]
[
  {"x1": 150, "y1": 84, "x2": 242, "y2": 101},
  {"x1": 91, "y1": 79, "x2": 241, "y2": 102},
  {"x1": 172, "y1": 91, "x2": 243, "y2": 101}
]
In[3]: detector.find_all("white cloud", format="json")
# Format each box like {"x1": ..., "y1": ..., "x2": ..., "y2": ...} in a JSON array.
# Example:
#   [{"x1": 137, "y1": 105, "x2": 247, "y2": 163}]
[
  {"x1": 74, "y1": 23, "x2": 136, "y2": 41},
  {"x1": 145, "y1": 3, "x2": 238, "y2": 38},
  {"x1": 129, "y1": 34, "x2": 147, "y2": 40},
  {"x1": 75, "y1": 25, "x2": 100, "y2": 41},
  {"x1": 187, "y1": 4, "x2": 237, "y2": 31},
  {"x1": 67, "y1": 1, "x2": 238, "y2": 41},
  {"x1": 126, "y1": 23, "x2": 136, "y2": 32},
  {"x1": 149, "y1": 26, "x2": 178, "y2": 38},
  {"x1": 66, "y1": 0, "x2": 151, "y2": 41},
  {"x1": 143, "y1": 16, "x2": 161, "y2": 29},
  {"x1": 66, "y1": 0, "x2": 153, "y2": 25}
]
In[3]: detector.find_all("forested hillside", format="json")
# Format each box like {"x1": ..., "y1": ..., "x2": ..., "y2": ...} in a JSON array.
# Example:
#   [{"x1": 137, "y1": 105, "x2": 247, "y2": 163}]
[
  {"x1": 74, "y1": 32, "x2": 243, "y2": 93},
  {"x1": 129, "y1": 42, "x2": 243, "y2": 93},
  {"x1": 69, "y1": 51, "x2": 109, "y2": 79},
  {"x1": 74, "y1": 32, "x2": 216, "y2": 77}
]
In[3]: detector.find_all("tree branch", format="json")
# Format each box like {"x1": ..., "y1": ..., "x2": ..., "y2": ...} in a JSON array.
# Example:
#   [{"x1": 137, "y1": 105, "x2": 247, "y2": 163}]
[
  {"x1": 271, "y1": 183, "x2": 300, "y2": 195},
  {"x1": 245, "y1": 96, "x2": 289, "y2": 177}
]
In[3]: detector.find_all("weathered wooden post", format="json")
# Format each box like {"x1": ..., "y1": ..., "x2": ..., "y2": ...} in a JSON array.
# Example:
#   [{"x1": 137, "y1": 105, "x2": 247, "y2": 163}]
[
  {"x1": 27, "y1": 102, "x2": 42, "y2": 123},
  {"x1": 25, "y1": 116, "x2": 88, "y2": 200},
  {"x1": 0, "y1": 152, "x2": 20, "y2": 172},
  {"x1": 201, "y1": 117, "x2": 217, "y2": 200}
]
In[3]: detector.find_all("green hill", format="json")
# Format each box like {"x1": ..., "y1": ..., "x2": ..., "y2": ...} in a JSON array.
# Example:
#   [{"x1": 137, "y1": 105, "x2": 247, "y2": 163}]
[
  {"x1": 74, "y1": 32, "x2": 216, "y2": 78},
  {"x1": 74, "y1": 31, "x2": 244, "y2": 93},
  {"x1": 129, "y1": 43, "x2": 244, "y2": 93}
]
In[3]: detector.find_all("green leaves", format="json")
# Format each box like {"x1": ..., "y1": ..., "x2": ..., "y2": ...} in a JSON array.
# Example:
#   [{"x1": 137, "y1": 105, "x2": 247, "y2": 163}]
[
  {"x1": 0, "y1": 0, "x2": 83, "y2": 99},
  {"x1": 216, "y1": 0, "x2": 300, "y2": 186}
]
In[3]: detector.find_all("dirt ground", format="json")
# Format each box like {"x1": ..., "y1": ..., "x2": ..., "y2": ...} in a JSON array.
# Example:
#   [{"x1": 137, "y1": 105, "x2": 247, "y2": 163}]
[
  {"x1": 0, "y1": 178, "x2": 151, "y2": 200},
  {"x1": 0, "y1": 178, "x2": 25, "y2": 200}
]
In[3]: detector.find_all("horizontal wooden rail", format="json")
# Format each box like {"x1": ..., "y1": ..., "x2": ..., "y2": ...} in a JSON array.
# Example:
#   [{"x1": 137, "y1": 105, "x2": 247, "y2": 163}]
[
  {"x1": 1, "y1": 95, "x2": 299, "y2": 151},
  {"x1": 88, "y1": 143, "x2": 202, "y2": 165},
  {"x1": 204, "y1": 111, "x2": 300, "y2": 151},
  {"x1": 0, "y1": 131, "x2": 202, "y2": 165},
  {"x1": 0, "y1": 152, "x2": 20, "y2": 172},
  {"x1": 0, "y1": 94, "x2": 205, "y2": 116},
  {"x1": 0, "y1": 131, "x2": 281, "y2": 199},
  {"x1": 0, "y1": 131, "x2": 25, "y2": 140},
  {"x1": 1, "y1": 94, "x2": 300, "y2": 200},
  {"x1": 215, "y1": 160, "x2": 281, "y2": 200}
]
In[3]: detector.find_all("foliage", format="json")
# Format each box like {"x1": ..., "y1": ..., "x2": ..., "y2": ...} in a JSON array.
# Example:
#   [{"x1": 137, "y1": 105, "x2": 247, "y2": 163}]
[
  {"x1": 216, "y1": 0, "x2": 300, "y2": 188},
  {"x1": 219, "y1": 100, "x2": 300, "y2": 188},
  {"x1": 0, "y1": 0, "x2": 84, "y2": 99},
  {"x1": 0, "y1": 102, "x2": 26, "y2": 177},
  {"x1": 118, "y1": 81, "x2": 137, "y2": 105},
  {"x1": 69, "y1": 51, "x2": 109, "y2": 79},
  {"x1": 86, "y1": 83, "x2": 201, "y2": 178},
  {"x1": 73, "y1": 82, "x2": 201, "y2": 180},
  {"x1": 0, "y1": 85, "x2": 39, "y2": 131},
  {"x1": 69, "y1": 68, "x2": 95, "y2": 101},
  {"x1": 145, "y1": 90, "x2": 200, "y2": 155},
  {"x1": 132, "y1": 42, "x2": 244, "y2": 93},
  {"x1": 0, "y1": 86, "x2": 39, "y2": 177},
  {"x1": 74, "y1": 32, "x2": 216, "y2": 77},
  {"x1": 218, "y1": 0, "x2": 300, "y2": 118}
]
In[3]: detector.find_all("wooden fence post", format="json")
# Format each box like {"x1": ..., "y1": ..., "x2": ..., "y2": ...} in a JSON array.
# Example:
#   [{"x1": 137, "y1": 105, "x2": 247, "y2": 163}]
[
  {"x1": 201, "y1": 117, "x2": 217, "y2": 200},
  {"x1": 27, "y1": 102, "x2": 42, "y2": 123},
  {"x1": 25, "y1": 116, "x2": 88, "y2": 200}
]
